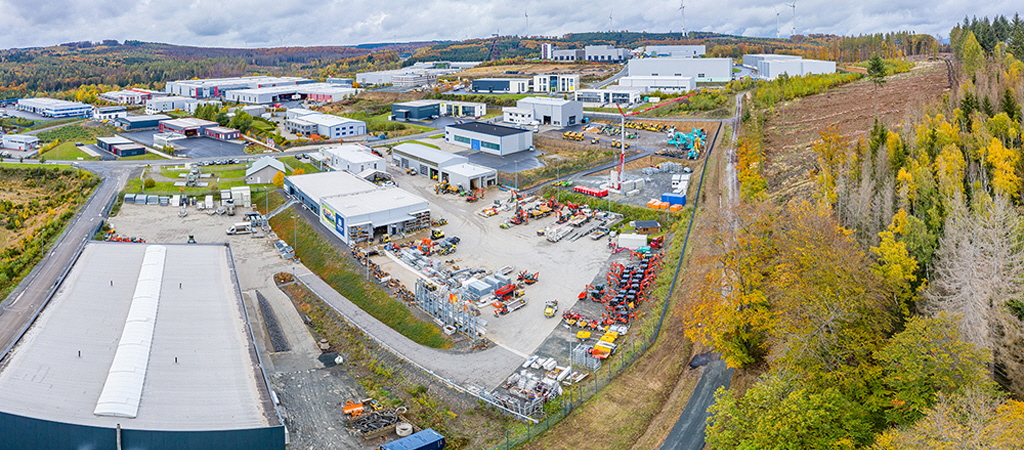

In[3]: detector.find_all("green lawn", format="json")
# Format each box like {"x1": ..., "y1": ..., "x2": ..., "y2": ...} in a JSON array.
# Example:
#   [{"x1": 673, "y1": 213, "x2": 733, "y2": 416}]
[
  {"x1": 44, "y1": 141, "x2": 100, "y2": 161},
  {"x1": 17, "y1": 118, "x2": 84, "y2": 133},
  {"x1": 160, "y1": 163, "x2": 248, "y2": 178},
  {"x1": 280, "y1": 156, "x2": 322, "y2": 173},
  {"x1": 394, "y1": 140, "x2": 439, "y2": 149}
]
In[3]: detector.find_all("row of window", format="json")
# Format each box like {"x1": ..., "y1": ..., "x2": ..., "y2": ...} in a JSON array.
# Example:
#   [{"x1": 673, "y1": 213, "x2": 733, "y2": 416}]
[{"x1": 453, "y1": 135, "x2": 471, "y2": 144}]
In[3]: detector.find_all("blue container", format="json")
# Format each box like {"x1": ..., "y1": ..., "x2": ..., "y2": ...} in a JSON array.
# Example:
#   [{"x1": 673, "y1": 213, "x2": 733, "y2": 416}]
[
  {"x1": 381, "y1": 429, "x2": 446, "y2": 450},
  {"x1": 660, "y1": 193, "x2": 687, "y2": 206}
]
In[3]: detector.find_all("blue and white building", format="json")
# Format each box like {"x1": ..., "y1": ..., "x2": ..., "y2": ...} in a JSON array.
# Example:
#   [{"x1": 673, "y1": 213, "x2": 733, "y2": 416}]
[
  {"x1": 445, "y1": 122, "x2": 533, "y2": 156},
  {"x1": 16, "y1": 98, "x2": 92, "y2": 118}
]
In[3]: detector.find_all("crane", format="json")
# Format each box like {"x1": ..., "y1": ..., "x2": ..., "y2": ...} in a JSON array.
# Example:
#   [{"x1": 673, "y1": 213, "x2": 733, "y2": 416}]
[{"x1": 610, "y1": 91, "x2": 698, "y2": 189}]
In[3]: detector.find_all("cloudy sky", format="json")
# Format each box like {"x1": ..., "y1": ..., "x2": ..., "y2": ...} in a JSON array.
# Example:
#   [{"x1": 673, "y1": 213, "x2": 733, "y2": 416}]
[{"x1": 0, "y1": 0, "x2": 1019, "y2": 49}]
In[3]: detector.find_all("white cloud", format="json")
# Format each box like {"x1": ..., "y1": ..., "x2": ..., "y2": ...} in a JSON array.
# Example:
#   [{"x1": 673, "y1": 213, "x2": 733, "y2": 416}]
[{"x1": 0, "y1": 0, "x2": 1019, "y2": 48}]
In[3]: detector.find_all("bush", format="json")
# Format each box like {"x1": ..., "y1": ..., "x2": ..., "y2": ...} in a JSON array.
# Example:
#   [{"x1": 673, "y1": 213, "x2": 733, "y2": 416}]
[{"x1": 143, "y1": 178, "x2": 155, "y2": 189}]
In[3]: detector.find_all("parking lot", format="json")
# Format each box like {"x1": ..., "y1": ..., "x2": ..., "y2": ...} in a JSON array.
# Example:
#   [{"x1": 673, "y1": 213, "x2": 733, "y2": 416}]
[{"x1": 122, "y1": 130, "x2": 247, "y2": 158}]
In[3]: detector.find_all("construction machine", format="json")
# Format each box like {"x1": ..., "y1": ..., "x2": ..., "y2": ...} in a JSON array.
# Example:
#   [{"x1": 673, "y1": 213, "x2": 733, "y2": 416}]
[
  {"x1": 431, "y1": 229, "x2": 445, "y2": 240},
  {"x1": 517, "y1": 270, "x2": 539, "y2": 285},
  {"x1": 543, "y1": 300, "x2": 559, "y2": 318}
]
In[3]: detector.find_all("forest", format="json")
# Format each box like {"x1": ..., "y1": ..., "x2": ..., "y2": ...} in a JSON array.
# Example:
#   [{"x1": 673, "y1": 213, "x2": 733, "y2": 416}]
[{"x1": 688, "y1": 16, "x2": 1024, "y2": 449}]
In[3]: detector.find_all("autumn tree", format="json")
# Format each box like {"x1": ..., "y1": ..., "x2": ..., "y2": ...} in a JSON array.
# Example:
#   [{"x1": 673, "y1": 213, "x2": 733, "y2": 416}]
[
  {"x1": 872, "y1": 388, "x2": 1024, "y2": 450},
  {"x1": 271, "y1": 171, "x2": 285, "y2": 188},
  {"x1": 874, "y1": 313, "x2": 991, "y2": 426},
  {"x1": 707, "y1": 376, "x2": 874, "y2": 449}
]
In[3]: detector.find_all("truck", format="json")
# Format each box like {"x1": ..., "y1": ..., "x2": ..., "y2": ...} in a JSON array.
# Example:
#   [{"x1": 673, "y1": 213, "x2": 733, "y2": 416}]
[
  {"x1": 380, "y1": 428, "x2": 445, "y2": 450},
  {"x1": 226, "y1": 222, "x2": 253, "y2": 235},
  {"x1": 204, "y1": 195, "x2": 214, "y2": 210}
]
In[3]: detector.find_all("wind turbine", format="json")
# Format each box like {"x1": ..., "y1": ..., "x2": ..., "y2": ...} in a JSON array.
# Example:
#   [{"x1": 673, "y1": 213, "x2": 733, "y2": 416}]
[
  {"x1": 679, "y1": 0, "x2": 686, "y2": 38},
  {"x1": 525, "y1": 11, "x2": 529, "y2": 37},
  {"x1": 609, "y1": 14, "x2": 614, "y2": 31},
  {"x1": 787, "y1": 2, "x2": 797, "y2": 37},
  {"x1": 773, "y1": 6, "x2": 781, "y2": 39}
]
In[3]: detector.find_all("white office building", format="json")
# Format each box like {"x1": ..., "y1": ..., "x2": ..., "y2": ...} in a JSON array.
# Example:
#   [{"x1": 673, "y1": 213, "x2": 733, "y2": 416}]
[
  {"x1": 16, "y1": 98, "x2": 92, "y2": 118},
  {"x1": 445, "y1": 122, "x2": 533, "y2": 156},
  {"x1": 532, "y1": 74, "x2": 580, "y2": 93},
  {"x1": 751, "y1": 56, "x2": 836, "y2": 80},
  {"x1": 574, "y1": 87, "x2": 646, "y2": 105},
  {"x1": 145, "y1": 97, "x2": 199, "y2": 114},
  {"x1": 284, "y1": 110, "x2": 366, "y2": 139},
  {"x1": 93, "y1": 106, "x2": 128, "y2": 121},
  {"x1": 321, "y1": 144, "x2": 384, "y2": 174},
  {"x1": 627, "y1": 57, "x2": 733, "y2": 83}
]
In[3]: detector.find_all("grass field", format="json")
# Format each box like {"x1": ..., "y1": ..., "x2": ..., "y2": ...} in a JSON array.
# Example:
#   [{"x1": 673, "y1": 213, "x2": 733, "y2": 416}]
[
  {"x1": 45, "y1": 141, "x2": 100, "y2": 161},
  {"x1": 394, "y1": 140, "x2": 439, "y2": 149},
  {"x1": 117, "y1": 152, "x2": 171, "y2": 161},
  {"x1": 268, "y1": 208, "x2": 450, "y2": 348},
  {"x1": 280, "y1": 156, "x2": 322, "y2": 173}
]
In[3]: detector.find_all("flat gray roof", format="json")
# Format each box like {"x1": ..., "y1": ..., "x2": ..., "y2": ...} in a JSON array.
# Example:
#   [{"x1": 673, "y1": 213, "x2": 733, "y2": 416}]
[
  {"x1": 287, "y1": 170, "x2": 378, "y2": 202},
  {"x1": 0, "y1": 243, "x2": 274, "y2": 430}
]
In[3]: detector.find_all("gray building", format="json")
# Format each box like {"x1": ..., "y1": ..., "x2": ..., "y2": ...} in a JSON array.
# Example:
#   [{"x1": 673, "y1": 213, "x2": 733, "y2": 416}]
[
  {"x1": 471, "y1": 78, "x2": 531, "y2": 94},
  {"x1": 245, "y1": 157, "x2": 286, "y2": 184},
  {"x1": 391, "y1": 100, "x2": 441, "y2": 121},
  {"x1": 445, "y1": 122, "x2": 533, "y2": 156},
  {"x1": 585, "y1": 45, "x2": 631, "y2": 62},
  {"x1": 627, "y1": 57, "x2": 733, "y2": 83},
  {"x1": 115, "y1": 114, "x2": 172, "y2": 130},
  {"x1": 638, "y1": 45, "x2": 706, "y2": 58},
  {"x1": 503, "y1": 97, "x2": 583, "y2": 127}
]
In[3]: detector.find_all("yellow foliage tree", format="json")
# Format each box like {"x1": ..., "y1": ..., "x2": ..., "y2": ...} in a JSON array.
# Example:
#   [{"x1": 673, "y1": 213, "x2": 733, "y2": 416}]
[
  {"x1": 271, "y1": 171, "x2": 285, "y2": 188},
  {"x1": 984, "y1": 137, "x2": 1020, "y2": 198}
]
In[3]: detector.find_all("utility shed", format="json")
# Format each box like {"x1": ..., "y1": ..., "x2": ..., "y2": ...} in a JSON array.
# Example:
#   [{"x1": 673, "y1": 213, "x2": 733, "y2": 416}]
[
  {"x1": 0, "y1": 243, "x2": 284, "y2": 450},
  {"x1": 633, "y1": 220, "x2": 662, "y2": 234}
]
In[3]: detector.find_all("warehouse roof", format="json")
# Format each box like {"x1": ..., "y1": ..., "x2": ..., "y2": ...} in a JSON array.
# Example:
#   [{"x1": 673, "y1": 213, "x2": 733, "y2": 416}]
[
  {"x1": 392, "y1": 143, "x2": 468, "y2": 167},
  {"x1": 447, "y1": 121, "x2": 530, "y2": 137},
  {"x1": 300, "y1": 113, "x2": 363, "y2": 127},
  {"x1": 286, "y1": 170, "x2": 378, "y2": 202},
  {"x1": 442, "y1": 163, "x2": 497, "y2": 177},
  {"x1": 322, "y1": 186, "x2": 428, "y2": 220},
  {"x1": 17, "y1": 97, "x2": 92, "y2": 109},
  {"x1": 246, "y1": 157, "x2": 286, "y2": 177},
  {"x1": 97, "y1": 136, "x2": 134, "y2": 146},
  {"x1": 518, "y1": 97, "x2": 574, "y2": 106},
  {"x1": 395, "y1": 100, "x2": 441, "y2": 107},
  {"x1": 0, "y1": 243, "x2": 276, "y2": 430},
  {"x1": 323, "y1": 145, "x2": 382, "y2": 164},
  {"x1": 161, "y1": 118, "x2": 218, "y2": 129},
  {"x1": 119, "y1": 114, "x2": 172, "y2": 123}
]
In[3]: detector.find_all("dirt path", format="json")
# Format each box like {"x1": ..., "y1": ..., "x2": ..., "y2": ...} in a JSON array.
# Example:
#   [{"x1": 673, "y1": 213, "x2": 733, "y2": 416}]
[{"x1": 762, "y1": 60, "x2": 951, "y2": 200}]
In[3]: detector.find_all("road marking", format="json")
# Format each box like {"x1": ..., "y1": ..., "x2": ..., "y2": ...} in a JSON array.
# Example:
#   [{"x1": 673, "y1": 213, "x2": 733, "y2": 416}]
[{"x1": 8, "y1": 292, "x2": 24, "y2": 306}]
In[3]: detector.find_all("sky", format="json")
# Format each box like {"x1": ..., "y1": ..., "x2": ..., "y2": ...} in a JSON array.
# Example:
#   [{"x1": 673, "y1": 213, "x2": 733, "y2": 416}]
[{"x1": 0, "y1": 0, "x2": 1019, "y2": 49}]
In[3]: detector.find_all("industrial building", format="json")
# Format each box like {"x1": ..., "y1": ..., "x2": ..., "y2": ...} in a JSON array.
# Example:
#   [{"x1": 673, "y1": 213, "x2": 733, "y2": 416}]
[
  {"x1": 0, "y1": 243, "x2": 285, "y2": 450},
  {"x1": 392, "y1": 142, "x2": 468, "y2": 178},
  {"x1": 637, "y1": 45, "x2": 706, "y2": 58},
  {"x1": 532, "y1": 74, "x2": 579, "y2": 93},
  {"x1": 503, "y1": 97, "x2": 583, "y2": 127},
  {"x1": 245, "y1": 157, "x2": 286, "y2": 184},
  {"x1": 471, "y1": 78, "x2": 531, "y2": 94},
  {"x1": 356, "y1": 61, "x2": 480, "y2": 86},
  {"x1": 93, "y1": 106, "x2": 128, "y2": 121},
  {"x1": 16, "y1": 98, "x2": 92, "y2": 118},
  {"x1": 550, "y1": 48, "x2": 585, "y2": 61},
  {"x1": 574, "y1": 87, "x2": 645, "y2": 105},
  {"x1": 283, "y1": 111, "x2": 366, "y2": 139},
  {"x1": 437, "y1": 100, "x2": 486, "y2": 118},
  {"x1": 99, "y1": 89, "x2": 153, "y2": 105},
  {"x1": 445, "y1": 122, "x2": 533, "y2": 156},
  {"x1": 223, "y1": 83, "x2": 359, "y2": 104},
  {"x1": 391, "y1": 100, "x2": 441, "y2": 121},
  {"x1": 321, "y1": 144, "x2": 384, "y2": 174},
  {"x1": 1, "y1": 134, "x2": 39, "y2": 151},
  {"x1": 390, "y1": 143, "x2": 496, "y2": 189},
  {"x1": 158, "y1": 118, "x2": 219, "y2": 136},
  {"x1": 627, "y1": 57, "x2": 733, "y2": 83},
  {"x1": 165, "y1": 76, "x2": 312, "y2": 99},
  {"x1": 97, "y1": 136, "x2": 147, "y2": 157},
  {"x1": 284, "y1": 171, "x2": 430, "y2": 244},
  {"x1": 205, "y1": 126, "x2": 241, "y2": 140},
  {"x1": 115, "y1": 114, "x2": 172, "y2": 130},
  {"x1": 585, "y1": 45, "x2": 631, "y2": 62},
  {"x1": 618, "y1": 76, "x2": 696, "y2": 93},
  {"x1": 745, "y1": 55, "x2": 836, "y2": 80},
  {"x1": 145, "y1": 96, "x2": 199, "y2": 114}
]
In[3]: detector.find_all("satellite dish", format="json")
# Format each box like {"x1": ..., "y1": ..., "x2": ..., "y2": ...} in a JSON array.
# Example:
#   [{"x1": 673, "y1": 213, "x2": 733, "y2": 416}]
[{"x1": 334, "y1": 354, "x2": 345, "y2": 365}]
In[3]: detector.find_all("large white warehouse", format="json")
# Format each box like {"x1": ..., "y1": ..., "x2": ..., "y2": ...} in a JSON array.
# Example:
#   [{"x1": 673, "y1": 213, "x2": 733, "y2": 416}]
[{"x1": 627, "y1": 58, "x2": 733, "y2": 83}]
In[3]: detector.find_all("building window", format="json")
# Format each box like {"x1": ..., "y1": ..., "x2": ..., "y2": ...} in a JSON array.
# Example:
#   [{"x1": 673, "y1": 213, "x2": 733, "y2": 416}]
[
  {"x1": 481, "y1": 141, "x2": 500, "y2": 150},
  {"x1": 454, "y1": 135, "x2": 471, "y2": 144},
  {"x1": 698, "y1": 73, "x2": 705, "y2": 78}
]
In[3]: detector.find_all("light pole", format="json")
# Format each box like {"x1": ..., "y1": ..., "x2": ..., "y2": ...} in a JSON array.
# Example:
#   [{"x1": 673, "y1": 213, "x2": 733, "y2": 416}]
[{"x1": 514, "y1": 160, "x2": 519, "y2": 190}]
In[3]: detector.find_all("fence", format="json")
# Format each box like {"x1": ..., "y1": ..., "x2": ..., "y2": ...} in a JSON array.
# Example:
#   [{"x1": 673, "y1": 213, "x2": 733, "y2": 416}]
[{"x1": 482, "y1": 121, "x2": 722, "y2": 450}]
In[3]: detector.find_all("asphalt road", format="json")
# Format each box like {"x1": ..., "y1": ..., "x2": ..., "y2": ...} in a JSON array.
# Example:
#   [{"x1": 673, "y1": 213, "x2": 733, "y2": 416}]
[
  {"x1": 658, "y1": 358, "x2": 734, "y2": 450},
  {"x1": 0, "y1": 163, "x2": 133, "y2": 360}
]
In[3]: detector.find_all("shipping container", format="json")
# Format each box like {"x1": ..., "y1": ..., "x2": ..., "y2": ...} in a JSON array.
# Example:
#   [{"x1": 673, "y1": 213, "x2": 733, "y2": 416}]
[
  {"x1": 660, "y1": 193, "x2": 686, "y2": 206},
  {"x1": 380, "y1": 429, "x2": 445, "y2": 450}
]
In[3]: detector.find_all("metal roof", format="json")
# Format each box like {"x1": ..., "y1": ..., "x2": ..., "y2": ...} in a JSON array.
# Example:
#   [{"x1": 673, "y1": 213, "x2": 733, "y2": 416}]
[
  {"x1": 322, "y1": 186, "x2": 428, "y2": 220},
  {"x1": 447, "y1": 121, "x2": 530, "y2": 137},
  {"x1": 246, "y1": 157, "x2": 286, "y2": 177},
  {"x1": 0, "y1": 243, "x2": 275, "y2": 430},
  {"x1": 286, "y1": 170, "x2": 378, "y2": 202},
  {"x1": 392, "y1": 143, "x2": 468, "y2": 167}
]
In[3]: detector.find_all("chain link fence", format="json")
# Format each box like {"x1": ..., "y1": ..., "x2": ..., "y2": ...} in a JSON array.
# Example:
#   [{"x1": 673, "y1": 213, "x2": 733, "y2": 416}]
[{"x1": 481, "y1": 122, "x2": 722, "y2": 450}]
